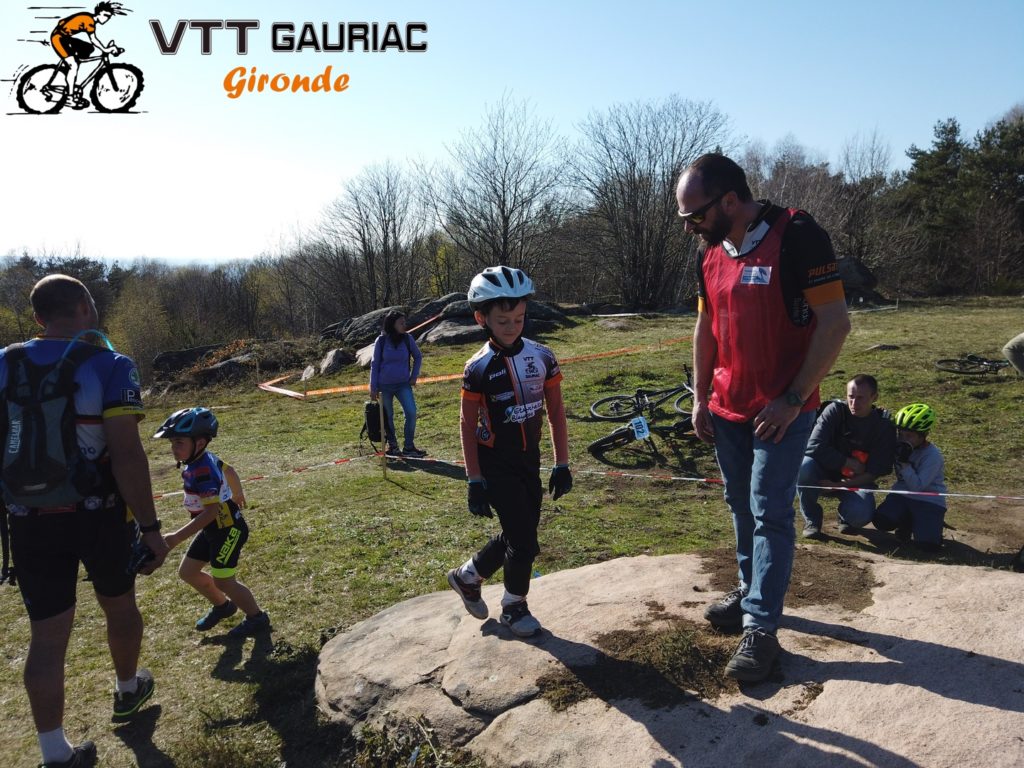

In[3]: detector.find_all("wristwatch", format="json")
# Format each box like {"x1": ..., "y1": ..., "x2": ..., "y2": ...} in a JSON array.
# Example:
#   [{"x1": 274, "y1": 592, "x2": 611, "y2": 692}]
[
  {"x1": 784, "y1": 390, "x2": 805, "y2": 407},
  {"x1": 138, "y1": 519, "x2": 162, "y2": 533}
]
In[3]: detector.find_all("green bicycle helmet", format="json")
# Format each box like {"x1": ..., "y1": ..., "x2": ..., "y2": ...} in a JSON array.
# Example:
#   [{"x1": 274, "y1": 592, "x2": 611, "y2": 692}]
[{"x1": 893, "y1": 403, "x2": 935, "y2": 433}]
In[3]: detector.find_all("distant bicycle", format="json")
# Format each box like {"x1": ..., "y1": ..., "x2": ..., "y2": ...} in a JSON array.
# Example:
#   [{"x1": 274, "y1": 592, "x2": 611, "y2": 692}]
[
  {"x1": 17, "y1": 47, "x2": 144, "y2": 114},
  {"x1": 590, "y1": 366, "x2": 695, "y2": 421},
  {"x1": 934, "y1": 354, "x2": 1010, "y2": 375}
]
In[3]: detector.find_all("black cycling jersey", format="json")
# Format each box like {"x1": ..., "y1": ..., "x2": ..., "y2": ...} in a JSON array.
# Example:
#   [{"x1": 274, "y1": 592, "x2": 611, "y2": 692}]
[{"x1": 461, "y1": 337, "x2": 562, "y2": 455}]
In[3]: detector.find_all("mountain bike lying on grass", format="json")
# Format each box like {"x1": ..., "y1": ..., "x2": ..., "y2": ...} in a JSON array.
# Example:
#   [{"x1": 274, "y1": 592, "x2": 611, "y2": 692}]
[
  {"x1": 587, "y1": 413, "x2": 694, "y2": 455},
  {"x1": 588, "y1": 366, "x2": 697, "y2": 456},
  {"x1": 17, "y1": 46, "x2": 144, "y2": 114},
  {"x1": 934, "y1": 354, "x2": 1010, "y2": 375},
  {"x1": 590, "y1": 366, "x2": 695, "y2": 421}
]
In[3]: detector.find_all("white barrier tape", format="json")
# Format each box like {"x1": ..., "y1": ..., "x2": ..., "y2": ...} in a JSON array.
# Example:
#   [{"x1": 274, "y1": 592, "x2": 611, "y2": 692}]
[{"x1": 152, "y1": 452, "x2": 1024, "y2": 504}]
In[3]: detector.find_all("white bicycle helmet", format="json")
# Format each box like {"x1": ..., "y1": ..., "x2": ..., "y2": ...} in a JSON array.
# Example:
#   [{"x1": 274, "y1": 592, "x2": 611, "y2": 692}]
[{"x1": 467, "y1": 266, "x2": 534, "y2": 307}]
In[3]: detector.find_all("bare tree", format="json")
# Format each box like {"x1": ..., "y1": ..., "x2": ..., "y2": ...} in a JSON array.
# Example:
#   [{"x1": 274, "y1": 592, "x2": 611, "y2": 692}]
[
  {"x1": 321, "y1": 161, "x2": 428, "y2": 309},
  {"x1": 571, "y1": 96, "x2": 732, "y2": 308},
  {"x1": 420, "y1": 94, "x2": 571, "y2": 278}
]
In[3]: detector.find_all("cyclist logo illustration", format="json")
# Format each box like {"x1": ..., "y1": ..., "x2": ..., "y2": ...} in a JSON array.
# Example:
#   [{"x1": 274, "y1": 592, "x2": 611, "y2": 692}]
[{"x1": 16, "y1": 2, "x2": 145, "y2": 114}]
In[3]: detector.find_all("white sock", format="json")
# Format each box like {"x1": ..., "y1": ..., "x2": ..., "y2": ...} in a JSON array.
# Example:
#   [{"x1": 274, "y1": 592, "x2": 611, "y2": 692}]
[
  {"x1": 501, "y1": 590, "x2": 526, "y2": 608},
  {"x1": 116, "y1": 675, "x2": 139, "y2": 694},
  {"x1": 38, "y1": 727, "x2": 73, "y2": 763},
  {"x1": 459, "y1": 558, "x2": 482, "y2": 584}
]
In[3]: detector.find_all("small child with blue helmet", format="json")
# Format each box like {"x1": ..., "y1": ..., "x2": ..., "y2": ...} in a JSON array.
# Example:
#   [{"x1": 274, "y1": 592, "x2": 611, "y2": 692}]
[
  {"x1": 871, "y1": 403, "x2": 947, "y2": 552},
  {"x1": 154, "y1": 407, "x2": 270, "y2": 637}
]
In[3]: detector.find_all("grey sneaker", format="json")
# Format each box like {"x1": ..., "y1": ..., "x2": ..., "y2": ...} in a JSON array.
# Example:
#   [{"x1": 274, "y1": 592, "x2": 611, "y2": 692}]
[
  {"x1": 196, "y1": 599, "x2": 237, "y2": 631},
  {"x1": 112, "y1": 669, "x2": 155, "y2": 720},
  {"x1": 703, "y1": 587, "x2": 745, "y2": 632},
  {"x1": 227, "y1": 610, "x2": 271, "y2": 638},
  {"x1": 500, "y1": 601, "x2": 541, "y2": 637},
  {"x1": 447, "y1": 568, "x2": 488, "y2": 619},
  {"x1": 725, "y1": 628, "x2": 781, "y2": 682},
  {"x1": 802, "y1": 522, "x2": 824, "y2": 540},
  {"x1": 40, "y1": 741, "x2": 96, "y2": 768}
]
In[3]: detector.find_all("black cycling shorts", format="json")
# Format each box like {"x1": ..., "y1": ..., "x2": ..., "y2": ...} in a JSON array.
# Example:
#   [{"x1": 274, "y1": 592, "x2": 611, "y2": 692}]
[
  {"x1": 185, "y1": 515, "x2": 249, "y2": 577},
  {"x1": 10, "y1": 503, "x2": 134, "y2": 621}
]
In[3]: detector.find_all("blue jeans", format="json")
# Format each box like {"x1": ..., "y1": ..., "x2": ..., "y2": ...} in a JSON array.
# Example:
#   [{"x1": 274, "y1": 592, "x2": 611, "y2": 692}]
[
  {"x1": 797, "y1": 457, "x2": 876, "y2": 528},
  {"x1": 379, "y1": 384, "x2": 417, "y2": 450},
  {"x1": 711, "y1": 411, "x2": 814, "y2": 634},
  {"x1": 873, "y1": 494, "x2": 945, "y2": 546}
]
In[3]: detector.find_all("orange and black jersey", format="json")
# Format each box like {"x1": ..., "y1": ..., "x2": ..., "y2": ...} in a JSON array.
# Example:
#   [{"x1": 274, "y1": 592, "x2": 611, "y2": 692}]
[{"x1": 461, "y1": 337, "x2": 563, "y2": 454}]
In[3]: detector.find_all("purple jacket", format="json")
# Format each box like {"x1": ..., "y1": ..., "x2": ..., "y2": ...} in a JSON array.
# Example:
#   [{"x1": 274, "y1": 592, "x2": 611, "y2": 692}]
[{"x1": 369, "y1": 333, "x2": 422, "y2": 391}]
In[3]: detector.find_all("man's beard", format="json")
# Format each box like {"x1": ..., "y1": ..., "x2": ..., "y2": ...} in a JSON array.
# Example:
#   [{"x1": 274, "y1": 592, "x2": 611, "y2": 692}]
[{"x1": 699, "y1": 212, "x2": 732, "y2": 246}]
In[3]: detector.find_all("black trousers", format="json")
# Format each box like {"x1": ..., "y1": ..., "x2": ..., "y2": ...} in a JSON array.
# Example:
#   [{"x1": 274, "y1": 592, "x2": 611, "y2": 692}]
[{"x1": 473, "y1": 447, "x2": 543, "y2": 597}]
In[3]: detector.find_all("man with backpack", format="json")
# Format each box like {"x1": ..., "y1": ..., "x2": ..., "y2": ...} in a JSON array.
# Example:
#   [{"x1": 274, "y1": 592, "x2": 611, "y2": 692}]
[
  {"x1": 1, "y1": 274, "x2": 167, "y2": 768},
  {"x1": 798, "y1": 374, "x2": 897, "y2": 538}
]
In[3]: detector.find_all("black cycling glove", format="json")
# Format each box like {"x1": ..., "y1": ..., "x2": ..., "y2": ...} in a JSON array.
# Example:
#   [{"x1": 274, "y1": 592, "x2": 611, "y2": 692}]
[
  {"x1": 894, "y1": 441, "x2": 913, "y2": 463},
  {"x1": 548, "y1": 464, "x2": 573, "y2": 501},
  {"x1": 467, "y1": 479, "x2": 493, "y2": 518}
]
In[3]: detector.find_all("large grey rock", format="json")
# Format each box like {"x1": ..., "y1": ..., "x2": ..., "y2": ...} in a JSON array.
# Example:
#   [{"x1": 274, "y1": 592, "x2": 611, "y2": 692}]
[
  {"x1": 409, "y1": 293, "x2": 466, "y2": 327},
  {"x1": 319, "y1": 348, "x2": 355, "y2": 376},
  {"x1": 194, "y1": 353, "x2": 254, "y2": 383},
  {"x1": 420, "y1": 320, "x2": 489, "y2": 346},
  {"x1": 355, "y1": 343, "x2": 375, "y2": 368},
  {"x1": 317, "y1": 552, "x2": 1024, "y2": 768},
  {"x1": 339, "y1": 307, "x2": 401, "y2": 347},
  {"x1": 152, "y1": 343, "x2": 225, "y2": 376}
]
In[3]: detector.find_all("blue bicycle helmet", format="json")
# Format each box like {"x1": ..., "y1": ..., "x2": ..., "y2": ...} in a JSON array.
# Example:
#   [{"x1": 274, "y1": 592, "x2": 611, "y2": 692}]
[{"x1": 153, "y1": 407, "x2": 219, "y2": 439}]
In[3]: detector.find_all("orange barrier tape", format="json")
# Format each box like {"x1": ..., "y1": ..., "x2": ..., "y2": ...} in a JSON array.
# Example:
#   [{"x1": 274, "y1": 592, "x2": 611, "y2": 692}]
[{"x1": 259, "y1": 334, "x2": 693, "y2": 399}]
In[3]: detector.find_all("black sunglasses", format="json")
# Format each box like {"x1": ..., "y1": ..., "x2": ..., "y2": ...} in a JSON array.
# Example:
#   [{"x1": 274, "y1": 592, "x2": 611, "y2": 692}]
[{"x1": 678, "y1": 190, "x2": 729, "y2": 225}]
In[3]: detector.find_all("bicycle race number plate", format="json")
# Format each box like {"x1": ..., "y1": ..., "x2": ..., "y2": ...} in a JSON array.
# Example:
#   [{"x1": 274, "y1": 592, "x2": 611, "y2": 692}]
[{"x1": 629, "y1": 416, "x2": 650, "y2": 440}]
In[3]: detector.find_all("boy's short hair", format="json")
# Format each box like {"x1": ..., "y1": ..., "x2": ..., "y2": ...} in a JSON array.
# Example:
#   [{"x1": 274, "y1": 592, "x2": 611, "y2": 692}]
[
  {"x1": 474, "y1": 296, "x2": 527, "y2": 316},
  {"x1": 30, "y1": 274, "x2": 91, "y2": 322}
]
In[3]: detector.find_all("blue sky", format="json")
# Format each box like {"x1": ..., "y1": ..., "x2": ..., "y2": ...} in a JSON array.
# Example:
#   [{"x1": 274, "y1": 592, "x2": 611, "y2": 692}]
[{"x1": 1, "y1": 0, "x2": 1021, "y2": 264}]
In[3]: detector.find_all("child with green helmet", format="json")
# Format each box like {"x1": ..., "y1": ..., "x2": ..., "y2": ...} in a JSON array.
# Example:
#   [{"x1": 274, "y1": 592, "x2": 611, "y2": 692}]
[
  {"x1": 154, "y1": 407, "x2": 270, "y2": 637},
  {"x1": 871, "y1": 403, "x2": 947, "y2": 552}
]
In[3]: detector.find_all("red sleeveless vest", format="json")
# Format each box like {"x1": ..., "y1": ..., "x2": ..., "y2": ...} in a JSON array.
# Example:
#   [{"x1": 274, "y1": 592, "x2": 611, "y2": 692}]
[{"x1": 701, "y1": 207, "x2": 820, "y2": 422}]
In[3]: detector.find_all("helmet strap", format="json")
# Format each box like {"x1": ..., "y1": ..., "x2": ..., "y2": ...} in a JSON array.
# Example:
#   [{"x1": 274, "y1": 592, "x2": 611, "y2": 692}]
[
  {"x1": 184, "y1": 437, "x2": 207, "y2": 466},
  {"x1": 487, "y1": 331, "x2": 524, "y2": 354}
]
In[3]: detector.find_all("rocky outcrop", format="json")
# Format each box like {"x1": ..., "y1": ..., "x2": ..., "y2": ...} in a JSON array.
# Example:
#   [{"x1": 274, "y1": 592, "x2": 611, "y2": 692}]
[
  {"x1": 317, "y1": 551, "x2": 1024, "y2": 768},
  {"x1": 152, "y1": 343, "x2": 226, "y2": 376}
]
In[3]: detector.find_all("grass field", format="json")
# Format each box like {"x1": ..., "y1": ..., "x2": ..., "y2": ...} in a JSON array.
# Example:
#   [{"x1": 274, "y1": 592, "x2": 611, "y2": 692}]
[{"x1": 2, "y1": 297, "x2": 1023, "y2": 767}]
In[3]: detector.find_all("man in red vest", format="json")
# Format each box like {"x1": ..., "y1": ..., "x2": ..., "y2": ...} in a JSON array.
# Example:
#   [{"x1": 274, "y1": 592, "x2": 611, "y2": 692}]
[{"x1": 677, "y1": 154, "x2": 850, "y2": 682}]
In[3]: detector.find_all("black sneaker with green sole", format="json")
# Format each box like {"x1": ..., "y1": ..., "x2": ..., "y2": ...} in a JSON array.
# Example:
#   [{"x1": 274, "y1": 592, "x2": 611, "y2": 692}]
[{"x1": 113, "y1": 669, "x2": 155, "y2": 720}]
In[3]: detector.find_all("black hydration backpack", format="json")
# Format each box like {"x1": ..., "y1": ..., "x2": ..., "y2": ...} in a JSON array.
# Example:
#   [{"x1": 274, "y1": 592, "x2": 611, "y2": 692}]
[
  {"x1": 1, "y1": 342, "x2": 105, "y2": 507},
  {"x1": 360, "y1": 400, "x2": 382, "y2": 444}
]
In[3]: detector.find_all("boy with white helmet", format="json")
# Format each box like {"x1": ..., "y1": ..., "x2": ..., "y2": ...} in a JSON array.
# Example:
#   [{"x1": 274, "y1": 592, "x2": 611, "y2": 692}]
[
  {"x1": 872, "y1": 403, "x2": 947, "y2": 552},
  {"x1": 447, "y1": 266, "x2": 572, "y2": 637}
]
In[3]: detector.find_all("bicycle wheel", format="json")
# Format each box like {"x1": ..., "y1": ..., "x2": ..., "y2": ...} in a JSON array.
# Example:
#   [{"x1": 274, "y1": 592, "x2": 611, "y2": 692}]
[
  {"x1": 590, "y1": 395, "x2": 641, "y2": 420},
  {"x1": 934, "y1": 358, "x2": 991, "y2": 374},
  {"x1": 588, "y1": 426, "x2": 636, "y2": 454},
  {"x1": 672, "y1": 390, "x2": 693, "y2": 415},
  {"x1": 91, "y1": 63, "x2": 144, "y2": 112},
  {"x1": 16, "y1": 64, "x2": 66, "y2": 114}
]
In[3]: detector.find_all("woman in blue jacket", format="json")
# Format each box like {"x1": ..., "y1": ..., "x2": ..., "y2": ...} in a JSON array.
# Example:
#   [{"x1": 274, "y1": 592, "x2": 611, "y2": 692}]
[{"x1": 369, "y1": 310, "x2": 426, "y2": 457}]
